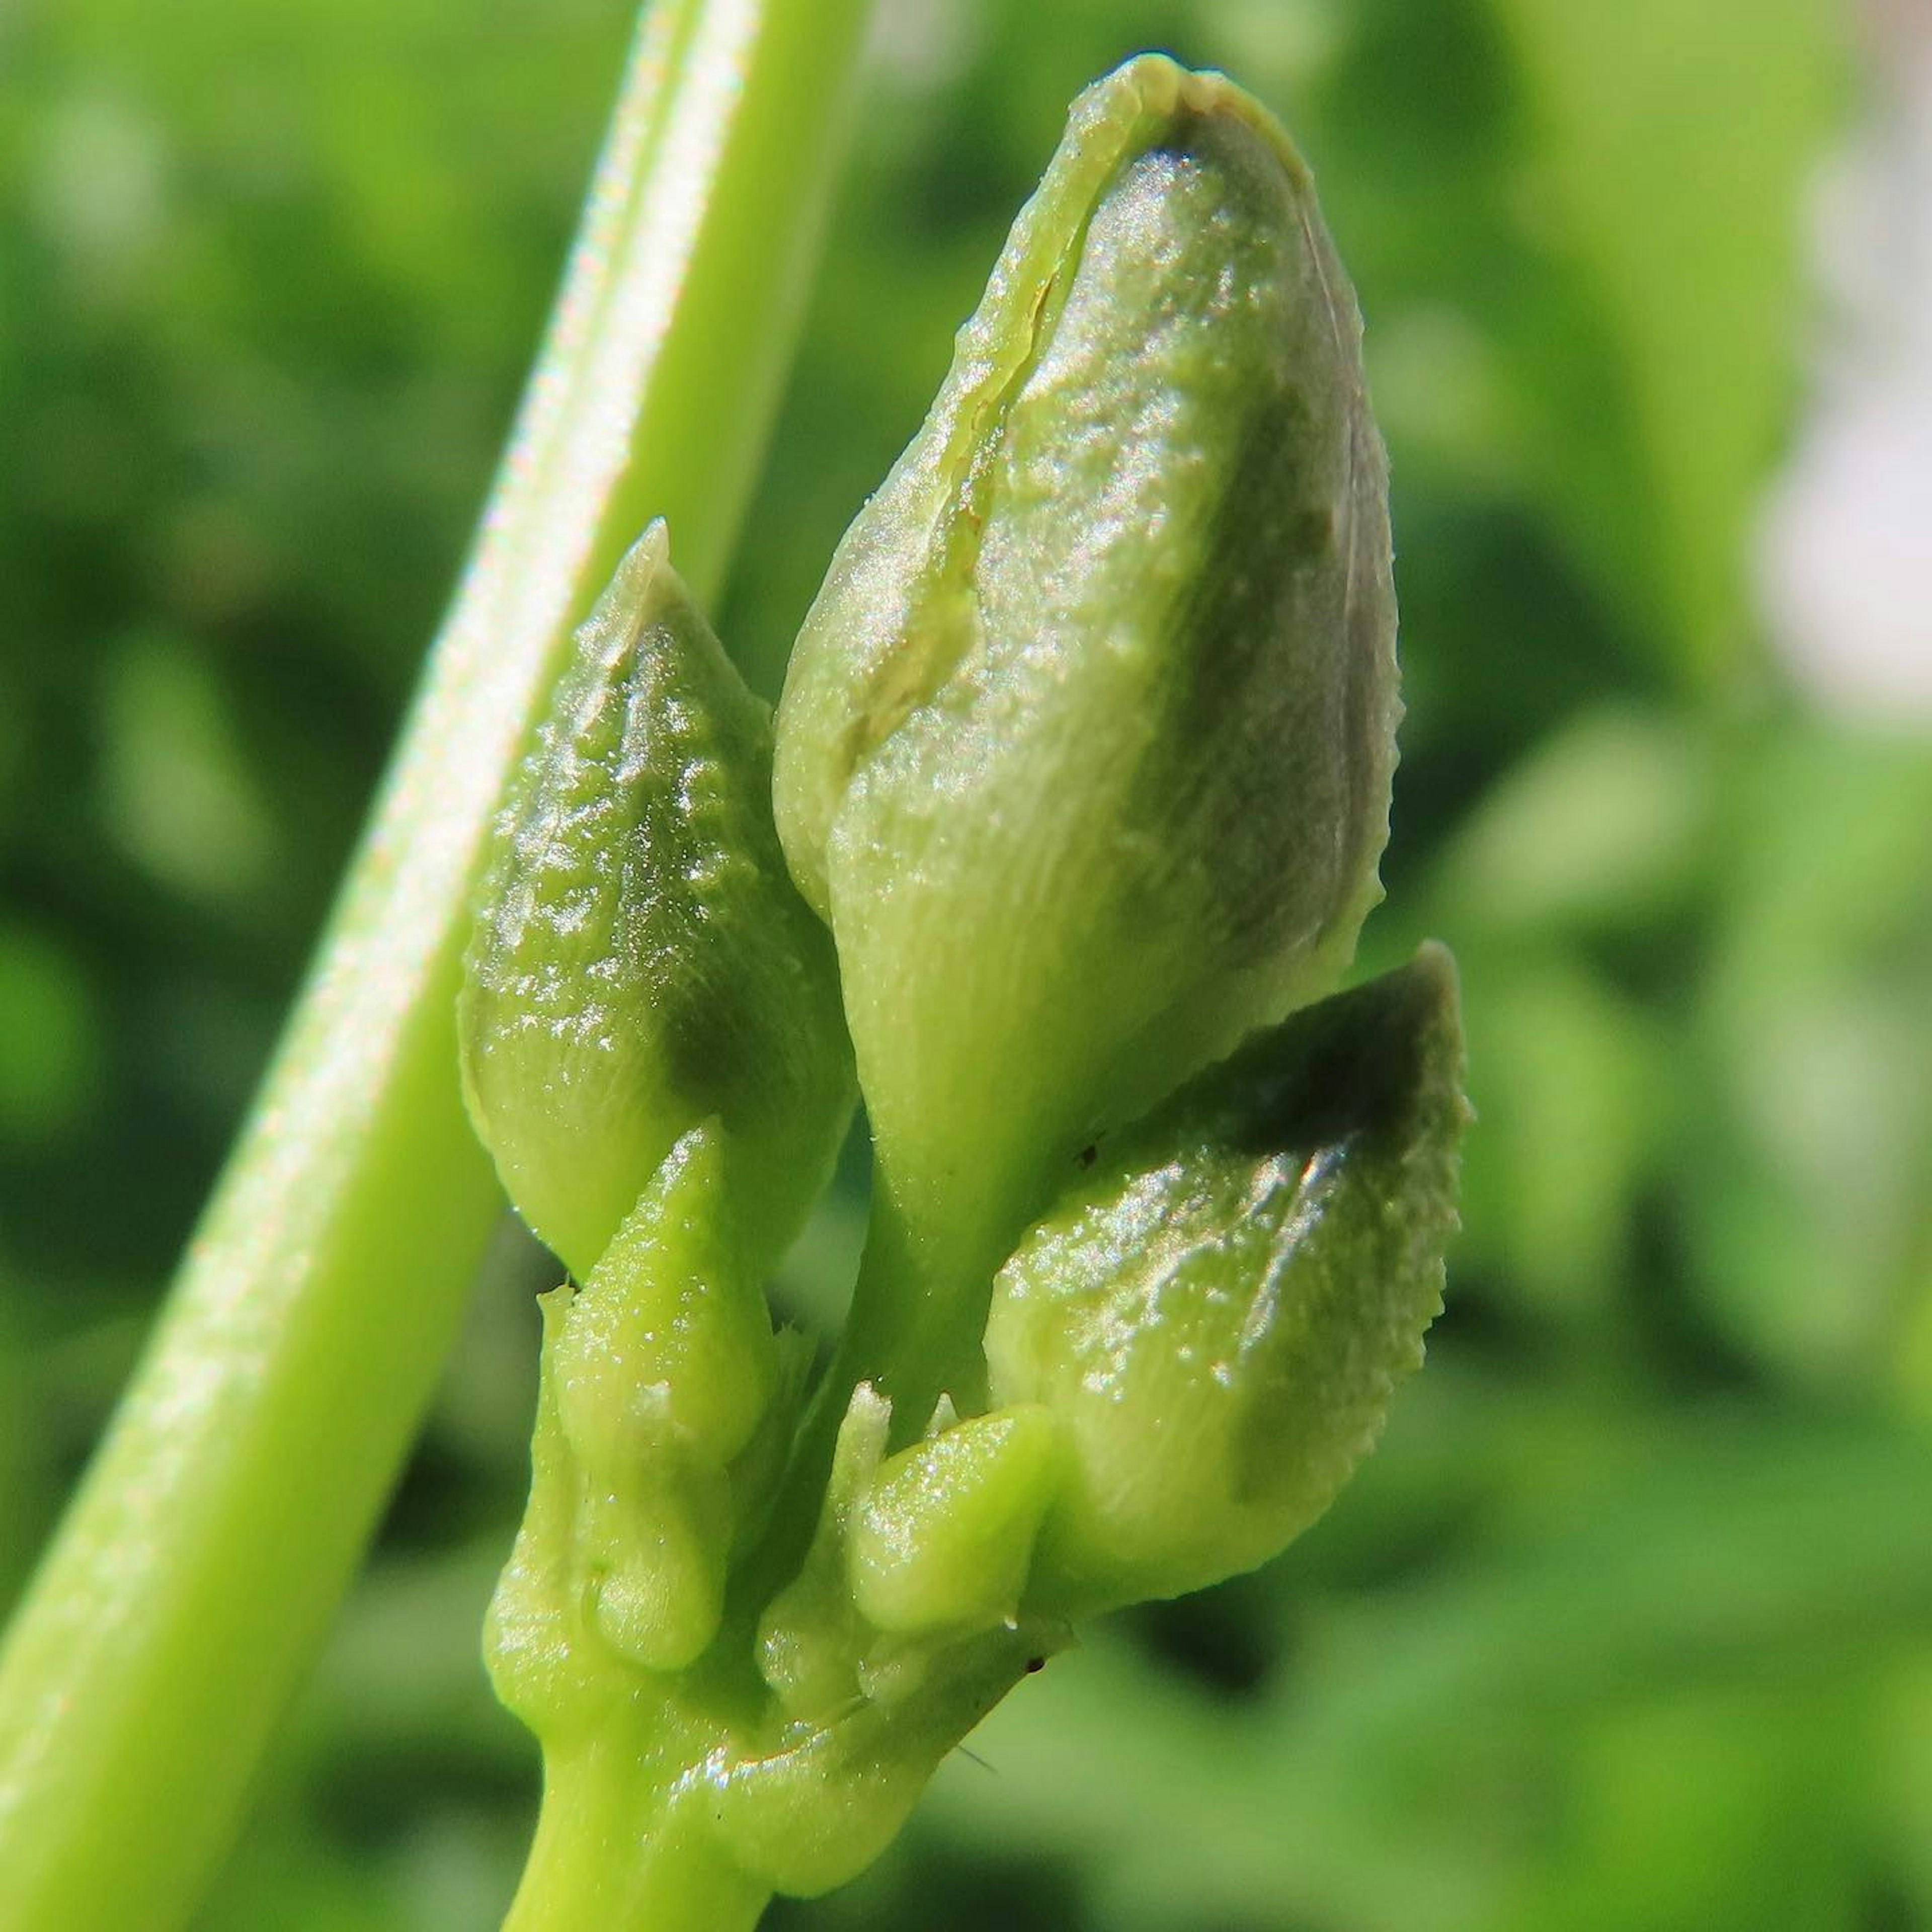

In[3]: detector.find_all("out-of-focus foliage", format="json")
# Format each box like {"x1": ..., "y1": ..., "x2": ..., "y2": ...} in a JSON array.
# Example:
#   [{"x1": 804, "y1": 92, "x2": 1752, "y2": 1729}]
[{"x1": 4, "y1": 0, "x2": 1928, "y2": 1928}]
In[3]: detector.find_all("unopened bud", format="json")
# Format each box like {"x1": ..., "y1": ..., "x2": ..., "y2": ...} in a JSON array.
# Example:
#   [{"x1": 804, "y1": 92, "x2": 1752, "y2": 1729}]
[
  {"x1": 848, "y1": 1404, "x2": 1059, "y2": 1636},
  {"x1": 461, "y1": 520, "x2": 852, "y2": 1280},
  {"x1": 773, "y1": 55, "x2": 1399, "y2": 1271},
  {"x1": 542, "y1": 1124, "x2": 784, "y2": 1673},
  {"x1": 985, "y1": 947, "x2": 1465, "y2": 1616}
]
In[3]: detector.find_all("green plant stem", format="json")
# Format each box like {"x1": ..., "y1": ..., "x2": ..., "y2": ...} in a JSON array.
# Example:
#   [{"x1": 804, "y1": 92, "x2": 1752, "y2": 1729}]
[
  {"x1": 0, "y1": 2, "x2": 873, "y2": 1924},
  {"x1": 504, "y1": 1737, "x2": 770, "y2": 1932}
]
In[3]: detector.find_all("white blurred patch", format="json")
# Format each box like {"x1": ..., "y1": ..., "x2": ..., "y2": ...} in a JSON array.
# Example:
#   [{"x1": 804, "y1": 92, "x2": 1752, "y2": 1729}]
[
  {"x1": 28, "y1": 90, "x2": 169, "y2": 269},
  {"x1": 1758, "y1": 9, "x2": 1932, "y2": 722},
  {"x1": 867, "y1": 0, "x2": 980, "y2": 95}
]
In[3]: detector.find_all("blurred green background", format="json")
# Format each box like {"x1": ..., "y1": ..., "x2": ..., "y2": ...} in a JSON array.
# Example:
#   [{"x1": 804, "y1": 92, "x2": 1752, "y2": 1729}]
[{"x1": 6, "y1": 0, "x2": 1931, "y2": 1925}]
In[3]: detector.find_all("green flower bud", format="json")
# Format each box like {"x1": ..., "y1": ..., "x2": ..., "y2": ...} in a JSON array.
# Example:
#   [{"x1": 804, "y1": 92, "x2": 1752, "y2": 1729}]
[
  {"x1": 773, "y1": 56, "x2": 1398, "y2": 1294},
  {"x1": 552, "y1": 1123, "x2": 777, "y2": 1471},
  {"x1": 461, "y1": 520, "x2": 852, "y2": 1280},
  {"x1": 505, "y1": 1123, "x2": 786, "y2": 1676},
  {"x1": 847, "y1": 1404, "x2": 1059, "y2": 1636},
  {"x1": 984, "y1": 946, "x2": 1465, "y2": 1617}
]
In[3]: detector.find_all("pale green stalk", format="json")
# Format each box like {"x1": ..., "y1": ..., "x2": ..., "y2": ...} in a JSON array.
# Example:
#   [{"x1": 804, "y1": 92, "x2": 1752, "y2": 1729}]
[
  {"x1": 504, "y1": 1739, "x2": 772, "y2": 1932},
  {"x1": 0, "y1": 3, "x2": 873, "y2": 1924}
]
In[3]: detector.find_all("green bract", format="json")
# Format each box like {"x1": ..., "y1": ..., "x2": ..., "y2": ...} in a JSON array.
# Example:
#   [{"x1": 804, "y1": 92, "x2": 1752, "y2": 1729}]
[{"x1": 460, "y1": 519, "x2": 852, "y2": 1280}]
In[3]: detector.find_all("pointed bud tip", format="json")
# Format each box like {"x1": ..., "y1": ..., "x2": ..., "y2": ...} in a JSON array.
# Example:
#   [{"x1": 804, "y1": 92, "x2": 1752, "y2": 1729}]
[{"x1": 460, "y1": 524, "x2": 852, "y2": 1278}]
